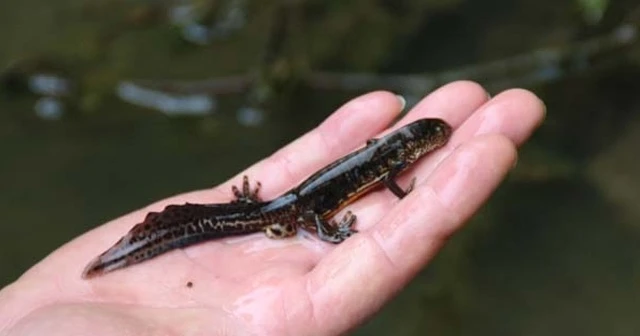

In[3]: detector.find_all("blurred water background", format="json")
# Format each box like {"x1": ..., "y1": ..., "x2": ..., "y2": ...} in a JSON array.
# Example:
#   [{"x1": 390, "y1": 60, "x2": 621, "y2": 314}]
[{"x1": 1, "y1": 0, "x2": 639, "y2": 334}]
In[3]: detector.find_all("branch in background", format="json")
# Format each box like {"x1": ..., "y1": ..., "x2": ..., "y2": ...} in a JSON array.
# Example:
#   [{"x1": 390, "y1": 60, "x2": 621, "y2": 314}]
[
  {"x1": 3, "y1": 3, "x2": 638, "y2": 122},
  {"x1": 129, "y1": 75, "x2": 252, "y2": 95},
  {"x1": 123, "y1": 22, "x2": 638, "y2": 107},
  {"x1": 305, "y1": 24, "x2": 638, "y2": 96}
]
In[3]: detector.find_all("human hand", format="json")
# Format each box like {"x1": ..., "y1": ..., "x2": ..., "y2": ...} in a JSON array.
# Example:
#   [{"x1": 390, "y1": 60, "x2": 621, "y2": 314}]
[{"x1": 0, "y1": 81, "x2": 544, "y2": 336}]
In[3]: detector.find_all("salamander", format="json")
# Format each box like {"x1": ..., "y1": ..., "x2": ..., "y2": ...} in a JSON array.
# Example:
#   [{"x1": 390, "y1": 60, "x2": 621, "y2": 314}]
[{"x1": 82, "y1": 118, "x2": 452, "y2": 278}]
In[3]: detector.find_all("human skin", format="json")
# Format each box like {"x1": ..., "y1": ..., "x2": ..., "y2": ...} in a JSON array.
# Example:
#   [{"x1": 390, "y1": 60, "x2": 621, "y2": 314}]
[{"x1": 0, "y1": 81, "x2": 545, "y2": 336}]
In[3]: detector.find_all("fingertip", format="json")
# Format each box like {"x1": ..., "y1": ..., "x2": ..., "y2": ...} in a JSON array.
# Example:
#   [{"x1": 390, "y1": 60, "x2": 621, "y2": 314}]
[
  {"x1": 395, "y1": 94, "x2": 407, "y2": 111},
  {"x1": 484, "y1": 133, "x2": 519, "y2": 172},
  {"x1": 329, "y1": 90, "x2": 403, "y2": 119},
  {"x1": 404, "y1": 80, "x2": 490, "y2": 126},
  {"x1": 449, "y1": 88, "x2": 546, "y2": 148},
  {"x1": 429, "y1": 134, "x2": 517, "y2": 215},
  {"x1": 436, "y1": 80, "x2": 490, "y2": 106},
  {"x1": 317, "y1": 90, "x2": 405, "y2": 151},
  {"x1": 492, "y1": 88, "x2": 546, "y2": 139},
  {"x1": 447, "y1": 80, "x2": 488, "y2": 95},
  {"x1": 319, "y1": 90, "x2": 404, "y2": 134}
]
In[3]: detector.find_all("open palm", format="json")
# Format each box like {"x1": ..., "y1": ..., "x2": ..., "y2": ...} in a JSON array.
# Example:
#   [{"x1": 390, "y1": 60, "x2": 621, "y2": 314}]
[{"x1": 0, "y1": 81, "x2": 544, "y2": 336}]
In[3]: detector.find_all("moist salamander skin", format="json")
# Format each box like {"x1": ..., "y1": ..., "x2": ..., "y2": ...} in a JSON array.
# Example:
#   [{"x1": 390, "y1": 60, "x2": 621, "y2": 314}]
[{"x1": 82, "y1": 118, "x2": 452, "y2": 278}]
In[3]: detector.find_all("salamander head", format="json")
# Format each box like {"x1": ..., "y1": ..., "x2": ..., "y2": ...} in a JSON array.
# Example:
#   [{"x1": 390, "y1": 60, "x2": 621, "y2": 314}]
[{"x1": 402, "y1": 118, "x2": 453, "y2": 163}]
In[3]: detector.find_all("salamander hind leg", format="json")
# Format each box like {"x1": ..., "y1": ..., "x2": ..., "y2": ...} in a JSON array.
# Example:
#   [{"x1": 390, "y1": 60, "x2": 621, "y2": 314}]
[
  {"x1": 332, "y1": 210, "x2": 357, "y2": 233},
  {"x1": 231, "y1": 175, "x2": 263, "y2": 203},
  {"x1": 264, "y1": 222, "x2": 297, "y2": 239},
  {"x1": 301, "y1": 211, "x2": 357, "y2": 244}
]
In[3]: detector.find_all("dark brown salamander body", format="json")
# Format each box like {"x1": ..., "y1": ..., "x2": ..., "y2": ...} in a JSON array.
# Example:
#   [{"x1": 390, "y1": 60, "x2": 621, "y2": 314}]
[{"x1": 83, "y1": 118, "x2": 452, "y2": 278}]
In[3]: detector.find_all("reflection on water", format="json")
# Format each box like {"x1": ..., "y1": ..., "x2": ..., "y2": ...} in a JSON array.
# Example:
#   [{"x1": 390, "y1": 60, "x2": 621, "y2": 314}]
[
  {"x1": 116, "y1": 81, "x2": 216, "y2": 116},
  {"x1": 236, "y1": 106, "x2": 265, "y2": 127},
  {"x1": 1, "y1": 0, "x2": 640, "y2": 335},
  {"x1": 169, "y1": 0, "x2": 248, "y2": 45},
  {"x1": 34, "y1": 96, "x2": 64, "y2": 120},
  {"x1": 28, "y1": 74, "x2": 70, "y2": 96}
]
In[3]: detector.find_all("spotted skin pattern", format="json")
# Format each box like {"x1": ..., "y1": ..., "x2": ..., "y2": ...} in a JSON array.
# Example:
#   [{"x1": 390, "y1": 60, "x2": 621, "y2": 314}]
[{"x1": 83, "y1": 119, "x2": 452, "y2": 278}]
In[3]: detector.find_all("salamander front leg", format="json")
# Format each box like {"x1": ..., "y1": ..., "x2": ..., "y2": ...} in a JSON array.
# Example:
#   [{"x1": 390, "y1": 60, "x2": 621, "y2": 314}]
[
  {"x1": 300, "y1": 211, "x2": 357, "y2": 243},
  {"x1": 382, "y1": 156, "x2": 416, "y2": 199},
  {"x1": 231, "y1": 175, "x2": 263, "y2": 203},
  {"x1": 383, "y1": 173, "x2": 416, "y2": 199}
]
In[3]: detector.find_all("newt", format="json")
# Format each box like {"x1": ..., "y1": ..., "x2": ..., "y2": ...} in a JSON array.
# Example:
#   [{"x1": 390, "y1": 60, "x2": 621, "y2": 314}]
[{"x1": 83, "y1": 118, "x2": 452, "y2": 278}]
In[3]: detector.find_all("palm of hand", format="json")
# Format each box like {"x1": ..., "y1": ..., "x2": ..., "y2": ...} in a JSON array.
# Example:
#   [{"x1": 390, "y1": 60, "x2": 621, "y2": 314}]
[{"x1": 0, "y1": 82, "x2": 544, "y2": 336}]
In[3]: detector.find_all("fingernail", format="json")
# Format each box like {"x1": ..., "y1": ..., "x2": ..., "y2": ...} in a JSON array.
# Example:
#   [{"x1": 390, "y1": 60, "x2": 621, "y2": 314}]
[
  {"x1": 539, "y1": 98, "x2": 547, "y2": 122},
  {"x1": 395, "y1": 94, "x2": 406, "y2": 111}
]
